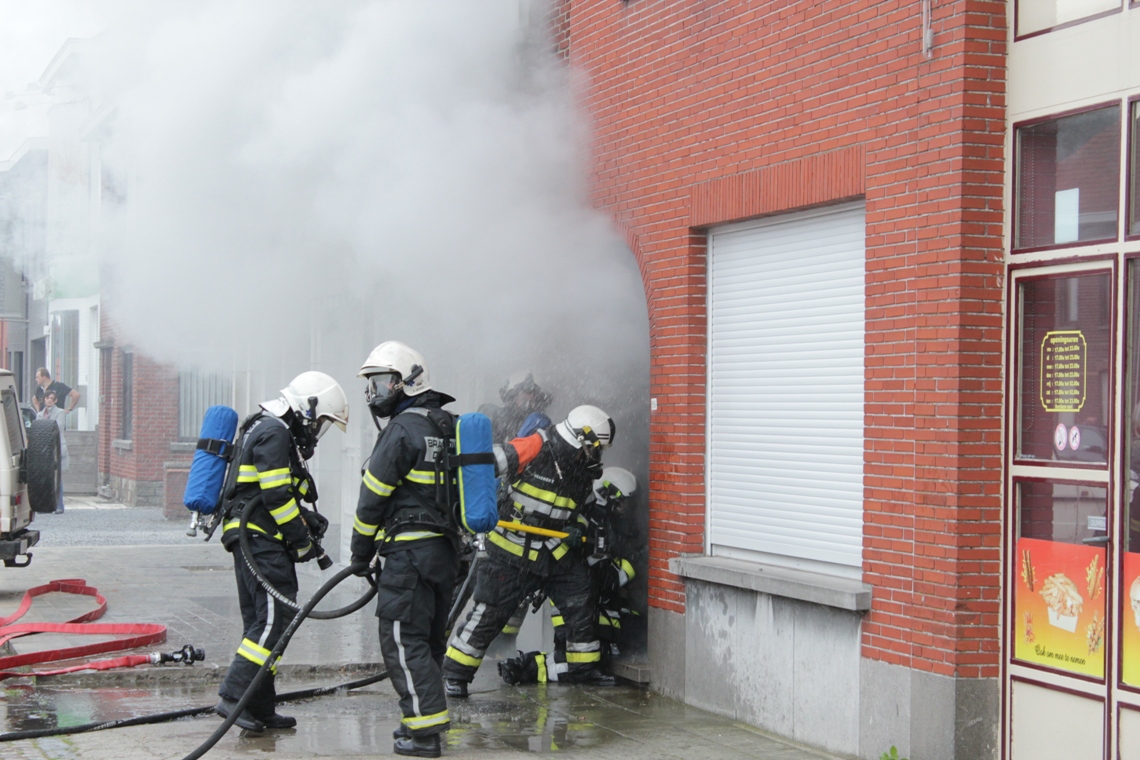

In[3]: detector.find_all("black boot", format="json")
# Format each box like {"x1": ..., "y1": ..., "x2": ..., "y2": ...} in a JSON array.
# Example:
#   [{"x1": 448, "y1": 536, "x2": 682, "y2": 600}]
[
  {"x1": 394, "y1": 732, "x2": 442, "y2": 758},
  {"x1": 444, "y1": 678, "x2": 468, "y2": 698},
  {"x1": 255, "y1": 711, "x2": 297, "y2": 729},
  {"x1": 393, "y1": 723, "x2": 410, "y2": 740},
  {"x1": 214, "y1": 698, "x2": 266, "y2": 732},
  {"x1": 566, "y1": 666, "x2": 615, "y2": 687},
  {"x1": 247, "y1": 675, "x2": 297, "y2": 728}
]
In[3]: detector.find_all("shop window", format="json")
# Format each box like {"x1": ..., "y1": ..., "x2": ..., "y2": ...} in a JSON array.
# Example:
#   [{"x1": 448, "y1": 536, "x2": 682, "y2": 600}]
[
  {"x1": 1013, "y1": 480, "x2": 1107, "y2": 679},
  {"x1": 1017, "y1": 272, "x2": 1112, "y2": 465},
  {"x1": 1015, "y1": 105, "x2": 1120, "y2": 250},
  {"x1": 1016, "y1": 0, "x2": 1119, "y2": 38},
  {"x1": 1130, "y1": 101, "x2": 1140, "y2": 237}
]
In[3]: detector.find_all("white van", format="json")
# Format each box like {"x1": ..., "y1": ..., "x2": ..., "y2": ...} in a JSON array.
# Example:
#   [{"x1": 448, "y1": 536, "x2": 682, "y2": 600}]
[{"x1": 0, "y1": 369, "x2": 61, "y2": 567}]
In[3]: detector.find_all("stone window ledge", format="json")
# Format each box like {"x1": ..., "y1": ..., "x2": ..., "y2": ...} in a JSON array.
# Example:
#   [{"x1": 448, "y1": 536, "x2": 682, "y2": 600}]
[
  {"x1": 111, "y1": 439, "x2": 133, "y2": 452},
  {"x1": 169, "y1": 441, "x2": 196, "y2": 454},
  {"x1": 670, "y1": 555, "x2": 872, "y2": 612}
]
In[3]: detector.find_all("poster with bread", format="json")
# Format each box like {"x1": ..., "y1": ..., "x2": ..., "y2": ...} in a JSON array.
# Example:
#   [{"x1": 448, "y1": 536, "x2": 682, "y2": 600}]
[{"x1": 1014, "y1": 537, "x2": 1105, "y2": 678}]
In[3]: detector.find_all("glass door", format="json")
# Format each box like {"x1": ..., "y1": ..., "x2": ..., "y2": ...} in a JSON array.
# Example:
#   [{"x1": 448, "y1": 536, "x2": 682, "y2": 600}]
[{"x1": 1007, "y1": 264, "x2": 1113, "y2": 760}]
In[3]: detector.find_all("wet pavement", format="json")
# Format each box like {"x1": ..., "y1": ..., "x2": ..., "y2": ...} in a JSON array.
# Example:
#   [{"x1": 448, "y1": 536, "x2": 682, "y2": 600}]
[{"x1": 0, "y1": 502, "x2": 844, "y2": 759}]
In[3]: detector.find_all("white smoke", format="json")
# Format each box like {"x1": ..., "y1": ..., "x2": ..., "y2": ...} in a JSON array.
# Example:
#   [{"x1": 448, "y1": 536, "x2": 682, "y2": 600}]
[{"x1": 2, "y1": 0, "x2": 651, "y2": 612}]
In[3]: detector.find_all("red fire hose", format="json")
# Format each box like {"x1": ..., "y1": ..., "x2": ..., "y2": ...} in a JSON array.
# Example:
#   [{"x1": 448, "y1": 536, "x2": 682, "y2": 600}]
[{"x1": 0, "y1": 578, "x2": 168, "y2": 680}]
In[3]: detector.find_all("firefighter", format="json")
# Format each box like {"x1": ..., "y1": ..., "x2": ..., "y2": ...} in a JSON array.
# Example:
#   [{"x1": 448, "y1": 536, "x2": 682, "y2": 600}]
[
  {"x1": 442, "y1": 405, "x2": 616, "y2": 697},
  {"x1": 498, "y1": 467, "x2": 639, "y2": 685},
  {"x1": 479, "y1": 370, "x2": 552, "y2": 442},
  {"x1": 348, "y1": 341, "x2": 461, "y2": 759},
  {"x1": 216, "y1": 371, "x2": 348, "y2": 732}
]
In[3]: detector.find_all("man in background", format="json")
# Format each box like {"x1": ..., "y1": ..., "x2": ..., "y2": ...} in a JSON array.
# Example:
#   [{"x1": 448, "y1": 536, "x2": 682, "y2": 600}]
[{"x1": 32, "y1": 368, "x2": 80, "y2": 416}]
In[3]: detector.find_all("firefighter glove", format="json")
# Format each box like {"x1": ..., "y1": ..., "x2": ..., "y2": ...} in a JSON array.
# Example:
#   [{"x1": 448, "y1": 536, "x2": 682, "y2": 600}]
[
  {"x1": 301, "y1": 507, "x2": 329, "y2": 540},
  {"x1": 289, "y1": 541, "x2": 316, "y2": 563}
]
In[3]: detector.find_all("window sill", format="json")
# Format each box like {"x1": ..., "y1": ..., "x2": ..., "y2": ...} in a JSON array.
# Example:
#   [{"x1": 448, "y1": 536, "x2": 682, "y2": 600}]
[
  {"x1": 111, "y1": 439, "x2": 133, "y2": 452},
  {"x1": 669, "y1": 555, "x2": 872, "y2": 612},
  {"x1": 169, "y1": 441, "x2": 196, "y2": 454}
]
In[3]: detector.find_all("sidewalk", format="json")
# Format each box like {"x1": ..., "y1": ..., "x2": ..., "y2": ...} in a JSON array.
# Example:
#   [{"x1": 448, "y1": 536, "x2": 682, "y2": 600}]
[{"x1": 0, "y1": 542, "x2": 847, "y2": 759}]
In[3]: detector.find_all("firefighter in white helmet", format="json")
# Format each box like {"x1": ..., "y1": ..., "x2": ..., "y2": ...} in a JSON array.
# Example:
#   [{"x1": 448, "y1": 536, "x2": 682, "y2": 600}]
[
  {"x1": 443, "y1": 404, "x2": 617, "y2": 696},
  {"x1": 349, "y1": 341, "x2": 461, "y2": 758},
  {"x1": 498, "y1": 467, "x2": 640, "y2": 685},
  {"x1": 216, "y1": 371, "x2": 347, "y2": 732}
]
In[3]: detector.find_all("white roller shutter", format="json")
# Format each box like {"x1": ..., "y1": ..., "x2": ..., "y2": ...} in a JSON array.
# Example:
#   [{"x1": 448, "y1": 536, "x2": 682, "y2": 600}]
[{"x1": 707, "y1": 201, "x2": 865, "y2": 571}]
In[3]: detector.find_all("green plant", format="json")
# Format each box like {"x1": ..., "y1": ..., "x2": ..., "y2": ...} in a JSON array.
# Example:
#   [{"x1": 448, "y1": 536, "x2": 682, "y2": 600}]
[{"x1": 880, "y1": 748, "x2": 908, "y2": 760}]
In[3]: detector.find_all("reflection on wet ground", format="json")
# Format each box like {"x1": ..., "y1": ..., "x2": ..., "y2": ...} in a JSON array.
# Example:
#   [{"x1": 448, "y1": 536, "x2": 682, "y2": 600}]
[
  {"x1": 1, "y1": 678, "x2": 628, "y2": 753},
  {"x1": 0, "y1": 672, "x2": 836, "y2": 759}
]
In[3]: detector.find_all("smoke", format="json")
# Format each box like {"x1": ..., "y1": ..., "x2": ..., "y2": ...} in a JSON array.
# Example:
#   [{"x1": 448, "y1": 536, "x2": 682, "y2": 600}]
[
  {"x1": 0, "y1": 0, "x2": 650, "y2": 502},
  {"x1": 90, "y1": 1, "x2": 646, "y2": 406}
]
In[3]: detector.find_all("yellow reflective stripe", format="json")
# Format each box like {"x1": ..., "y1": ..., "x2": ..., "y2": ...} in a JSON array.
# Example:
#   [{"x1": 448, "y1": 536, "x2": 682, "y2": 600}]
[
  {"x1": 374, "y1": 528, "x2": 387, "y2": 544},
  {"x1": 404, "y1": 469, "x2": 439, "y2": 485},
  {"x1": 363, "y1": 469, "x2": 395, "y2": 497},
  {"x1": 353, "y1": 517, "x2": 379, "y2": 537},
  {"x1": 515, "y1": 480, "x2": 576, "y2": 509},
  {"x1": 223, "y1": 520, "x2": 284, "y2": 541},
  {"x1": 402, "y1": 709, "x2": 449, "y2": 730},
  {"x1": 258, "y1": 467, "x2": 291, "y2": 489},
  {"x1": 598, "y1": 616, "x2": 614, "y2": 627},
  {"x1": 536, "y1": 652, "x2": 547, "y2": 684},
  {"x1": 501, "y1": 625, "x2": 520, "y2": 634},
  {"x1": 489, "y1": 530, "x2": 525, "y2": 556},
  {"x1": 296, "y1": 478, "x2": 310, "y2": 495},
  {"x1": 387, "y1": 531, "x2": 444, "y2": 542},
  {"x1": 551, "y1": 615, "x2": 564, "y2": 627},
  {"x1": 553, "y1": 543, "x2": 569, "y2": 560},
  {"x1": 446, "y1": 646, "x2": 482, "y2": 667},
  {"x1": 237, "y1": 465, "x2": 259, "y2": 483},
  {"x1": 269, "y1": 498, "x2": 300, "y2": 524},
  {"x1": 237, "y1": 638, "x2": 272, "y2": 665},
  {"x1": 565, "y1": 651, "x2": 601, "y2": 663}
]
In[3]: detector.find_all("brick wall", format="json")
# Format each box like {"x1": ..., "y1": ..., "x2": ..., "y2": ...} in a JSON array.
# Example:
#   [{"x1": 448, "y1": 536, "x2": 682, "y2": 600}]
[
  {"x1": 568, "y1": 1, "x2": 1006, "y2": 677},
  {"x1": 98, "y1": 308, "x2": 191, "y2": 506}
]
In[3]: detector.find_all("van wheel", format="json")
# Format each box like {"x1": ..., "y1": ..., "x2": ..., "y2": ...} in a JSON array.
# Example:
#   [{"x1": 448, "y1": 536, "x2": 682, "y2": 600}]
[{"x1": 27, "y1": 420, "x2": 60, "y2": 514}]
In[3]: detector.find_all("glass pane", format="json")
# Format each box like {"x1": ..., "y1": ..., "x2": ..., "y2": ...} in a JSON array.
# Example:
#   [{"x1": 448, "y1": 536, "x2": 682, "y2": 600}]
[
  {"x1": 1015, "y1": 481, "x2": 1107, "y2": 678},
  {"x1": 1017, "y1": 0, "x2": 1119, "y2": 37},
  {"x1": 1017, "y1": 272, "x2": 1112, "y2": 464},
  {"x1": 1131, "y1": 102, "x2": 1140, "y2": 236},
  {"x1": 1015, "y1": 106, "x2": 1120, "y2": 249},
  {"x1": 1123, "y1": 259, "x2": 1140, "y2": 686}
]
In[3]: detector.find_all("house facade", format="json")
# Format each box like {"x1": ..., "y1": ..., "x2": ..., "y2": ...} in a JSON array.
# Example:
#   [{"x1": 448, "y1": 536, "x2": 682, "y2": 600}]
[{"x1": 555, "y1": 1, "x2": 1134, "y2": 758}]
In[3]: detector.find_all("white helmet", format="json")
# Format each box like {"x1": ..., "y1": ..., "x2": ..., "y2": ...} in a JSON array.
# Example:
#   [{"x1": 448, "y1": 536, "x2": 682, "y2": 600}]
[
  {"x1": 358, "y1": 340, "x2": 431, "y2": 395},
  {"x1": 276, "y1": 371, "x2": 349, "y2": 440},
  {"x1": 594, "y1": 466, "x2": 637, "y2": 502},
  {"x1": 555, "y1": 404, "x2": 615, "y2": 460}
]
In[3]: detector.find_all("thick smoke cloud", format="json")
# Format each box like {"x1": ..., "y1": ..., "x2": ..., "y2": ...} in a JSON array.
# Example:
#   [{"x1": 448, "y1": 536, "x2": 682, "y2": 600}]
[
  {"x1": 93, "y1": 1, "x2": 646, "y2": 412},
  {"x1": 0, "y1": 0, "x2": 651, "y2": 543}
]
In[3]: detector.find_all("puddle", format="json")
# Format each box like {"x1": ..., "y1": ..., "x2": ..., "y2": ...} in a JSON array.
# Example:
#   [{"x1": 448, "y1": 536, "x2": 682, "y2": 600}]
[{"x1": 0, "y1": 679, "x2": 638, "y2": 753}]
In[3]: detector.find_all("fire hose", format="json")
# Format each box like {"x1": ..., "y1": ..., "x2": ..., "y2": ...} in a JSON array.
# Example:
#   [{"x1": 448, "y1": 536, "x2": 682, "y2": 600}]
[
  {"x1": 0, "y1": 508, "x2": 381, "y2": 756},
  {"x1": 0, "y1": 579, "x2": 174, "y2": 680}
]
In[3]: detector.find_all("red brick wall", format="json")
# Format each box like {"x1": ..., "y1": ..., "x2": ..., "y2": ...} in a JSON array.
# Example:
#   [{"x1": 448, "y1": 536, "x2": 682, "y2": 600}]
[
  {"x1": 568, "y1": 1, "x2": 1007, "y2": 678},
  {"x1": 98, "y1": 308, "x2": 189, "y2": 504}
]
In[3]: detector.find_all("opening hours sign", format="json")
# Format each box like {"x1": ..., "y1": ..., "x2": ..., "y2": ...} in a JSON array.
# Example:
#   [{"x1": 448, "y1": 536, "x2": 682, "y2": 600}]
[{"x1": 1040, "y1": 330, "x2": 1087, "y2": 413}]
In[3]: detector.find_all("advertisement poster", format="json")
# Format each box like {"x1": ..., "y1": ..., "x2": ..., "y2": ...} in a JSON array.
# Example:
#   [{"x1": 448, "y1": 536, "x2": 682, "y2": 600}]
[
  {"x1": 1123, "y1": 553, "x2": 1140, "y2": 687},
  {"x1": 1015, "y1": 537, "x2": 1106, "y2": 678}
]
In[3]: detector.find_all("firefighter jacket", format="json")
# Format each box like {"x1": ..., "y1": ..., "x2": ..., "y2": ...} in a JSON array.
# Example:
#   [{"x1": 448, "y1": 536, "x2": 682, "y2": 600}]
[
  {"x1": 220, "y1": 414, "x2": 314, "y2": 559},
  {"x1": 351, "y1": 392, "x2": 459, "y2": 560},
  {"x1": 488, "y1": 430, "x2": 597, "y2": 571}
]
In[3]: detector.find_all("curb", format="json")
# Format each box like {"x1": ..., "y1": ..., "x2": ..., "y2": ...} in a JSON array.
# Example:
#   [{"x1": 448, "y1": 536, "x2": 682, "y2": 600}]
[{"x1": 7, "y1": 661, "x2": 385, "y2": 687}]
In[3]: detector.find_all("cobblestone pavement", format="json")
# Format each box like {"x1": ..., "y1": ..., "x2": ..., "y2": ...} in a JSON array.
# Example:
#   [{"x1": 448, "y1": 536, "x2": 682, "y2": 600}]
[{"x1": 0, "y1": 514, "x2": 844, "y2": 760}]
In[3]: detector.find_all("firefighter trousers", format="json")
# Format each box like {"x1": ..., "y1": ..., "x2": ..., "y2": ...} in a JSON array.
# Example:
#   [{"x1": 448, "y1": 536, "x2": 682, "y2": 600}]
[
  {"x1": 377, "y1": 538, "x2": 459, "y2": 737},
  {"x1": 442, "y1": 549, "x2": 601, "y2": 684},
  {"x1": 219, "y1": 535, "x2": 298, "y2": 719}
]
